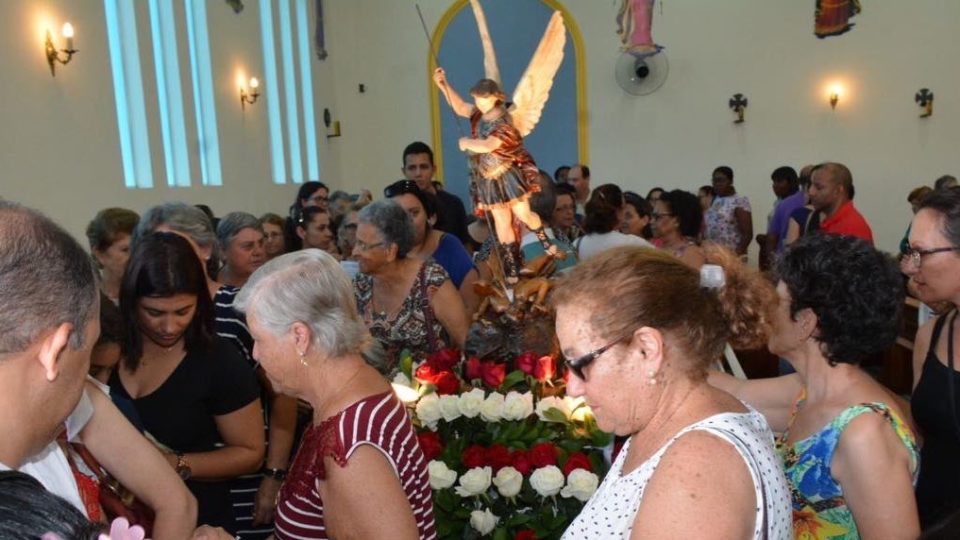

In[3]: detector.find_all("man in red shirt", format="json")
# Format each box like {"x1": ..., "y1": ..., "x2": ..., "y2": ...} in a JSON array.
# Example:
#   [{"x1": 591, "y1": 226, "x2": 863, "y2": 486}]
[{"x1": 808, "y1": 162, "x2": 873, "y2": 244}]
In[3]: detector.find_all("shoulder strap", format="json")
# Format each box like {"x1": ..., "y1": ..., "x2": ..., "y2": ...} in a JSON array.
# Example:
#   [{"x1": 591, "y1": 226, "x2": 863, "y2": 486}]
[
  {"x1": 418, "y1": 263, "x2": 441, "y2": 352},
  {"x1": 831, "y1": 402, "x2": 920, "y2": 474},
  {"x1": 928, "y1": 309, "x2": 953, "y2": 348}
]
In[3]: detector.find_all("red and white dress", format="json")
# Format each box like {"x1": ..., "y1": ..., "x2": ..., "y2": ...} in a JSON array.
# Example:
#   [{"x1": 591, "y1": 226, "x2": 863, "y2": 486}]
[{"x1": 274, "y1": 392, "x2": 437, "y2": 540}]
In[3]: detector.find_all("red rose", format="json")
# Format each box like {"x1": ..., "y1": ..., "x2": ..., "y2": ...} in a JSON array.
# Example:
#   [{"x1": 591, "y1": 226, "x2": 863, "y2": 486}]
[
  {"x1": 562, "y1": 451, "x2": 592, "y2": 476},
  {"x1": 515, "y1": 530, "x2": 537, "y2": 540},
  {"x1": 427, "y1": 348, "x2": 460, "y2": 372},
  {"x1": 529, "y1": 442, "x2": 558, "y2": 468},
  {"x1": 481, "y1": 361, "x2": 506, "y2": 389},
  {"x1": 511, "y1": 449, "x2": 532, "y2": 476},
  {"x1": 485, "y1": 444, "x2": 513, "y2": 473},
  {"x1": 533, "y1": 355, "x2": 556, "y2": 382},
  {"x1": 414, "y1": 363, "x2": 441, "y2": 384},
  {"x1": 462, "y1": 444, "x2": 487, "y2": 469},
  {"x1": 417, "y1": 432, "x2": 444, "y2": 461},
  {"x1": 434, "y1": 370, "x2": 460, "y2": 395},
  {"x1": 465, "y1": 356, "x2": 483, "y2": 381},
  {"x1": 515, "y1": 351, "x2": 538, "y2": 376}
]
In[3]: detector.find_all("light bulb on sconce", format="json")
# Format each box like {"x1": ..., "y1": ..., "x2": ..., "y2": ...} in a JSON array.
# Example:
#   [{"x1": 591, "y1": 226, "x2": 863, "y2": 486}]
[
  {"x1": 828, "y1": 84, "x2": 843, "y2": 110},
  {"x1": 240, "y1": 77, "x2": 260, "y2": 111},
  {"x1": 45, "y1": 21, "x2": 78, "y2": 77}
]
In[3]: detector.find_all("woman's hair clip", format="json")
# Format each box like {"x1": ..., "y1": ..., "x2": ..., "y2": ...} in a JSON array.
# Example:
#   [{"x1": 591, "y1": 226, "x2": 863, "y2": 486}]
[{"x1": 700, "y1": 264, "x2": 726, "y2": 289}]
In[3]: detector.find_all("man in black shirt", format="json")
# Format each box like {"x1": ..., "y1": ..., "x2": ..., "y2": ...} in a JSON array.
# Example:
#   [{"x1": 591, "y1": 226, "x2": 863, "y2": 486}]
[{"x1": 401, "y1": 141, "x2": 470, "y2": 244}]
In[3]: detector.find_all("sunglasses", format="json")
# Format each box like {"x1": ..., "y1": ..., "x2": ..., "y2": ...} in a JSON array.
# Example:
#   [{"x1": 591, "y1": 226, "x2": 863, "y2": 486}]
[
  {"x1": 384, "y1": 180, "x2": 421, "y2": 199},
  {"x1": 565, "y1": 338, "x2": 623, "y2": 381}
]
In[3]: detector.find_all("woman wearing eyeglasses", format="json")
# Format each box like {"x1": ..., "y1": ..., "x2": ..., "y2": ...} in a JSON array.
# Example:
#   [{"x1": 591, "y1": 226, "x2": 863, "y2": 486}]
[
  {"x1": 651, "y1": 189, "x2": 705, "y2": 269},
  {"x1": 555, "y1": 246, "x2": 792, "y2": 539},
  {"x1": 351, "y1": 200, "x2": 469, "y2": 372},
  {"x1": 711, "y1": 233, "x2": 919, "y2": 539},
  {"x1": 904, "y1": 188, "x2": 960, "y2": 528}
]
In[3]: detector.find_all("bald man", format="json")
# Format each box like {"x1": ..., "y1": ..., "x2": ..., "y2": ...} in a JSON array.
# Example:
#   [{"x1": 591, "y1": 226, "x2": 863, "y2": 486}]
[{"x1": 808, "y1": 162, "x2": 873, "y2": 244}]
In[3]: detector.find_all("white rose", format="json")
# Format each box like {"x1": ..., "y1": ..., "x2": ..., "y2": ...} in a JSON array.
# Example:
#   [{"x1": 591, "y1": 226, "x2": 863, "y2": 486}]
[
  {"x1": 529, "y1": 465, "x2": 565, "y2": 497},
  {"x1": 561, "y1": 468, "x2": 600, "y2": 502},
  {"x1": 454, "y1": 466, "x2": 492, "y2": 497},
  {"x1": 392, "y1": 371, "x2": 412, "y2": 387},
  {"x1": 427, "y1": 460, "x2": 458, "y2": 490},
  {"x1": 535, "y1": 396, "x2": 570, "y2": 422},
  {"x1": 415, "y1": 393, "x2": 442, "y2": 430},
  {"x1": 493, "y1": 466, "x2": 523, "y2": 498},
  {"x1": 501, "y1": 391, "x2": 534, "y2": 421},
  {"x1": 469, "y1": 508, "x2": 499, "y2": 536},
  {"x1": 438, "y1": 394, "x2": 462, "y2": 422},
  {"x1": 480, "y1": 392, "x2": 505, "y2": 422},
  {"x1": 457, "y1": 388, "x2": 486, "y2": 418}
]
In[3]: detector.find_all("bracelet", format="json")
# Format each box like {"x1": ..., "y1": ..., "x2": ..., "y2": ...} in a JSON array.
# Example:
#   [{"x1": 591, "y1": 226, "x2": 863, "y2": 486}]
[{"x1": 263, "y1": 467, "x2": 288, "y2": 480}]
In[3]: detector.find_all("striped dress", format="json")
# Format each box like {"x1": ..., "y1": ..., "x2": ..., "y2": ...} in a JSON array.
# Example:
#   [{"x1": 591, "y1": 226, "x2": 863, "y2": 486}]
[{"x1": 274, "y1": 392, "x2": 436, "y2": 540}]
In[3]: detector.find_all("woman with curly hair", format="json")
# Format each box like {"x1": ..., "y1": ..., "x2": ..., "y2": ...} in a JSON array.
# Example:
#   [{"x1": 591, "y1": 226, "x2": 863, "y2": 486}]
[{"x1": 711, "y1": 233, "x2": 920, "y2": 539}]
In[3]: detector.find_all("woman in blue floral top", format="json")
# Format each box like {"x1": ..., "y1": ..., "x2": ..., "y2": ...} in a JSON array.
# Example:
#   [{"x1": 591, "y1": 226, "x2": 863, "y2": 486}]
[{"x1": 711, "y1": 234, "x2": 920, "y2": 539}]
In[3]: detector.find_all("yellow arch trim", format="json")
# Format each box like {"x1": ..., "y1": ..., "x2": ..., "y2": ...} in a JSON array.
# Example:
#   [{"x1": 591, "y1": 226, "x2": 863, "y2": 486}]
[{"x1": 428, "y1": 0, "x2": 588, "y2": 184}]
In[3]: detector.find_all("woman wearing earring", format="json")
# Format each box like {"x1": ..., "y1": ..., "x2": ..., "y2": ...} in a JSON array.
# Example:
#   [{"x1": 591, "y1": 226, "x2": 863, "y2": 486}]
[
  {"x1": 109, "y1": 232, "x2": 265, "y2": 533},
  {"x1": 555, "y1": 246, "x2": 791, "y2": 538},
  {"x1": 236, "y1": 249, "x2": 436, "y2": 540},
  {"x1": 710, "y1": 234, "x2": 919, "y2": 539}
]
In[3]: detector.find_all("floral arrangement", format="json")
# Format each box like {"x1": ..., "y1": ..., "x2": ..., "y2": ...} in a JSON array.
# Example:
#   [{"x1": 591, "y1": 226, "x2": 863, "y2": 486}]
[{"x1": 393, "y1": 348, "x2": 611, "y2": 539}]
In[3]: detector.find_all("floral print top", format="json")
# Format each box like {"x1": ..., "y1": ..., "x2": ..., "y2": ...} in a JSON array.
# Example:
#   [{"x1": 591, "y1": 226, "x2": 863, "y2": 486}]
[
  {"x1": 777, "y1": 391, "x2": 919, "y2": 540},
  {"x1": 704, "y1": 194, "x2": 751, "y2": 252},
  {"x1": 354, "y1": 261, "x2": 450, "y2": 370}
]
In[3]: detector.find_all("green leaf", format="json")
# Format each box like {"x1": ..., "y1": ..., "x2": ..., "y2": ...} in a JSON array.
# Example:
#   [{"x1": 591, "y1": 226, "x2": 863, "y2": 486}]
[
  {"x1": 500, "y1": 369, "x2": 527, "y2": 392},
  {"x1": 400, "y1": 350, "x2": 414, "y2": 379},
  {"x1": 492, "y1": 527, "x2": 509, "y2": 540},
  {"x1": 542, "y1": 407, "x2": 569, "y2": 423}
]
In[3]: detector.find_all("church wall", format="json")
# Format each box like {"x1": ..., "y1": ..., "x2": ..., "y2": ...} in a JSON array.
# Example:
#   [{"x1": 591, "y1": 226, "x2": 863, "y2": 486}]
[{"x1": 1, "y1": 0, "x2": 958, "y2": 255}]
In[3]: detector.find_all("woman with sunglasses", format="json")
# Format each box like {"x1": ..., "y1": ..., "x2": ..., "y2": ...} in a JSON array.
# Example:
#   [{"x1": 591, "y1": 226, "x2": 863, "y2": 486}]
[
  {"x1": 711, "y1": 233, "x2": 919, "y2": 539},
  {"x1": 555, "y1": 246, "x2": 792, "y2": 539},
  {"x1": 651, "y1": 189, "x2": 705, "y2": 269},
  {"x1": 905, "y1": 188, "x2": 960, "y2": 528}
]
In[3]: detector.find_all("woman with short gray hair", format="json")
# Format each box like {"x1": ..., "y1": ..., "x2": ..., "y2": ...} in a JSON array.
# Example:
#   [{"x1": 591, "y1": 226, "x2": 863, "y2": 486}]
[
  {"x1": 235, "y1": 250, "x2": 437, "y2": 539},
  {"x1": 216, "y1": 212, "x2": 266, "y2": 288},
  {"x1": 353, "y1": 199, "x2": 468, "y2": 371}
]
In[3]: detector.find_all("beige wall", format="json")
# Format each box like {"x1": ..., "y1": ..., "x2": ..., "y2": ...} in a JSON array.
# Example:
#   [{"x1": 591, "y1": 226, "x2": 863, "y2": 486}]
[{"x1": 2, "y1": 1, "x2": 958, "y2": 254}]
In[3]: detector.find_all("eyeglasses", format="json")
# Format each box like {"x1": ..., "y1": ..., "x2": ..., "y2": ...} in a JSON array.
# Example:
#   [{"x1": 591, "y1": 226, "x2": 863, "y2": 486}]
[
  {"x1": 306, "y1": 194, "x2": 328, "y2": 204},
  {"x1": 384, "y1": 180, "x2": 420, "y2": 199},
  {"x1": 565, "y1": 338, "x2": 623, "y2": 381},
  {"x1": 355, "y1": 239, "x2": 385, "y2": 251},
  {"x1": 903, "y1": 246, "x2": 960, "y2": 269}
]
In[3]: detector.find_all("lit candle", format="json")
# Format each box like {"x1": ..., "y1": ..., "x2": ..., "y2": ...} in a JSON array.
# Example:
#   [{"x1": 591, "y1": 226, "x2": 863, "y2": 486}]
[
  {"x1": 249, "y1": 77, "x2": 259, "y2": 90},
  {"x1": 62, "y1": 22, "x2": 75, "y2": 51}
]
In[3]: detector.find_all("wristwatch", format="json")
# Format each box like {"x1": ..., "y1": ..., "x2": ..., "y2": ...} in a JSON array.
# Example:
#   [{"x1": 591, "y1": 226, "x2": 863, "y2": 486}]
[
  {"x1": 175, "y1": 453, "x2": 192, "y2": 480},
  {"x1": 263, "y1": 467, "x2": 288, "y2": 481}
]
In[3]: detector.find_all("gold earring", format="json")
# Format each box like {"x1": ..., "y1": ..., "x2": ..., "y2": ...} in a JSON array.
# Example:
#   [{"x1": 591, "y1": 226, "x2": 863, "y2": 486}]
[{"x1": 298, "y1": 351, "x2": 308, "y2": 367}]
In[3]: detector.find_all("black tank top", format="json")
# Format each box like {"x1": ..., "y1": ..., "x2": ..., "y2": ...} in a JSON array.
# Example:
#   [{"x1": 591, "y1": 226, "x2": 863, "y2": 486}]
[{"x1": 912, "y1": 311, "x2": 960, "y2": 527}]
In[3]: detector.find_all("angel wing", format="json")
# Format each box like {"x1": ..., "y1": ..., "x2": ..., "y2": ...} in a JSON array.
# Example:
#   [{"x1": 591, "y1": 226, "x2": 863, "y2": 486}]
[
  {"x1": 510, "y1": 11, "x2": 566, "y2": 138},
  {"x1": 469, "y1": 0, "x2": 501, "y2": 85}
]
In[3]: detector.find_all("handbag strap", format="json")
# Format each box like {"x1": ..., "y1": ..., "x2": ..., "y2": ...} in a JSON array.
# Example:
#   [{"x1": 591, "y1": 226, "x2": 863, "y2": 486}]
[{"x1": 418, "y1": 263, "x2": 441, "y2": 352}]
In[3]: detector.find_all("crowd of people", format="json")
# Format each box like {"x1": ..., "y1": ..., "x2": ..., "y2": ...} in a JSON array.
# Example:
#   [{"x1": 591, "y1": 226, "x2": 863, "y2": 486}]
[{"x1": 1, "y1": 145, "x2": 959, "y2": 539}]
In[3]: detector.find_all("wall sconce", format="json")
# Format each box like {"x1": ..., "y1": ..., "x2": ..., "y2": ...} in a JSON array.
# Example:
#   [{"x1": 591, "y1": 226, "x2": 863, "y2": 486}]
[
  {"x1": 728, "y1": 93, "x2": 747, "y2": 124},
  {"x1": 323, "y1": 108, "x2": 341, "y2": 138},
  {"x1": 916, "y1": 88, "x2": 933, "y2": 118},
  {"x1": 240, "y1": 77, "x2": 260, "y2": 110},
  {"x1": 45, "y1": 22, "x2": 78, "y2": 77},
  {"x1": 828, "y1": 84, "x2": 843, "y2": 110}
]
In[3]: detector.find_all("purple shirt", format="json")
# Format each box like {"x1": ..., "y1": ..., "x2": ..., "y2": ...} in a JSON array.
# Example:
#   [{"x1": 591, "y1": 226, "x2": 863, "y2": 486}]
[{"x1": 767, "y1": 191, "x2": 806, "y2": 253}]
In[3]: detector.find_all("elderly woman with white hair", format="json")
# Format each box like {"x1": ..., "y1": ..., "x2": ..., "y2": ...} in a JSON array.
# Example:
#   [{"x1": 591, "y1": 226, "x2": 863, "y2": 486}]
[
  {"x1": 216, "y1": 211, "x2": 266, "y2": 288},
  {"x1": 235, "y1": 249, "x2": 436, "y2": 540}
]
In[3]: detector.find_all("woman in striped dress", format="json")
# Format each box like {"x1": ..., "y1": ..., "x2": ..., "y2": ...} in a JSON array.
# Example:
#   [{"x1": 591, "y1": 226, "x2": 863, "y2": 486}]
[{"x1": 235, "y1": 249, "x2": 436, "y2": 540}]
